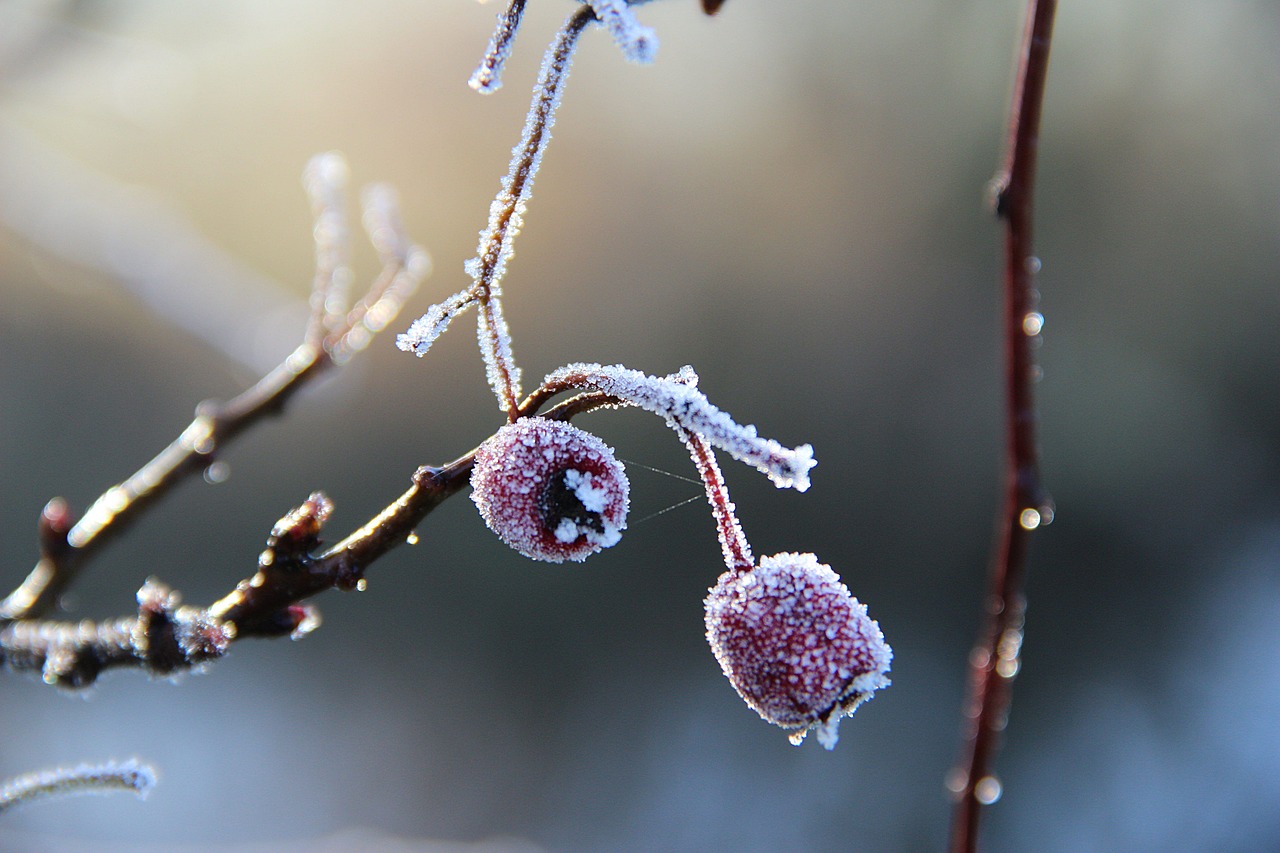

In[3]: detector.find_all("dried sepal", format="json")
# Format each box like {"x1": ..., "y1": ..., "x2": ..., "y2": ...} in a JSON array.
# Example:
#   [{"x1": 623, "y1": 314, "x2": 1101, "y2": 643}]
[
  {"x1": 705, "y1": 553, "x2": 891, "y2": 749},
  {"x1": 701, "y1": 0, "x2": 726, "y2": 14},
  {"x1": 471, "y1": 417, "x2": 629, "y2": 562},
  {"x1": 538, "y1": 363, "x2": 815, "y2": 491}
]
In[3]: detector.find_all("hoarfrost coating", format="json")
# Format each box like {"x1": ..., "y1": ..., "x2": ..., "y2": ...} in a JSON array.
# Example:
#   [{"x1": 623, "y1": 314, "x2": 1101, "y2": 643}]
[
  {"x1": 588, "y1": 0, "x2": 659, "y2": 64},
  {"x1": 470, "y1": 418, "x2": 630, "y2": 563},
  {"x1": 469, "y1": 10, "x2": 591, "y2": 410},
  {"x1": 469, "y1": 0, "x2": 528, "y2": 93},
  {"x1": 541, "y1": 363, "x2": 816, "y2": 491},
  {"x1": 704, "y1": 552, "x2": 892, "y2": 749},
  {"x1": 400, "y1": 8, "x2": 595, "y2": 412}
]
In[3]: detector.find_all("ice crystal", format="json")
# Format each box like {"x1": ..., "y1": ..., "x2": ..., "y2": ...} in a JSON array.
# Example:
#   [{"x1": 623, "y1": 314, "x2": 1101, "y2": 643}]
[
  {"x1": 705, "y1": 553, "x2": 891, "y2": 749},
  {"x1": 471, "y1": 417, "x2": 629, "y2": 562},
  {"x1": 540, "y1": 363, "x2": 816, "y2": 491},
  {"x1": 399, "y1": 7, "x2": 595, "y2": 410},
  {"x1": 588, "y1": 0, "x2": 659, "y2": 64}
]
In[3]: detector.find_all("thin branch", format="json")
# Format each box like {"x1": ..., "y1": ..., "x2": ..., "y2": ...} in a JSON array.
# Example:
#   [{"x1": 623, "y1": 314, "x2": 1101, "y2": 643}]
[
  {"x1": 677, "y1": 427, "x2": 753, "y2": 573},
  {"x1": 470, "y1": 5, "x2": 595, "y2": 417},
  {"x1": 0, "y1": 372, "x2": 633, "y2": 686},
  {"x1": 0, "y1": 159, "x2": 427, "y2": 625},
  {"x1": 0, "y1": 760, "x2": 155, "y2": 814},
  {"x1": 948, "y1": 3, "x2": 1057, "y2": 852},
  {"x1": 587, "y1": 0, "x2": 658, "y2": 63},
  {"x1": 0, "y1": 454, "x2": 474, "y2": 686},
  {"x1": 530, "y1": 362, "x2": 815, "y2": 491},
  {"x1": 469, "y1": 0, "x2": 529, "y2": 94},
  {"x1": 208, "y1": 457, "x2": 473, "y2": 637},
  {"x1": 302, "y1": 152, "x2": 355, "y2": 339}
]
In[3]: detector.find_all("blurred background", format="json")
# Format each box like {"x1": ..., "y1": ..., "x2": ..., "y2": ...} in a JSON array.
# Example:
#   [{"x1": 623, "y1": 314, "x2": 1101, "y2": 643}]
[{"x1": 0, "y1": 1, "x2": 1277, "y2": 850}]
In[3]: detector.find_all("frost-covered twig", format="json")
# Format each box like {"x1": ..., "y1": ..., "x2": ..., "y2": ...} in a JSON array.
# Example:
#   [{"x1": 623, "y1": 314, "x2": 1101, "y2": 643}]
[
  {"x1": 331, "y1": 184, "x2": 432, "y2": 363},
  {"x1": 1, "y1": 578, "x2": 233, "y2": 688},
  {"x1": 588, "y1": 0, "x2": 658, "y2": 63},
  {"x1": 527, "y1": 363, "x2": 816, "y2": 491},
  {"x1": 471, "y1": 5, "x2": 594, "y2": 414},
  {"x1": 949, "y1": 3, "x2": 1057, "y2": 851},
  {"x1": 468, "y1": 0, "x2": 659, "y2": 94},
  {"x1": 469, "y1": 0, "x2": 529, "y2": 93},
  {"x1": 0, "y1": 155, "x2": 428, "y2": 625},
  {"x1": 0, "y1": 760, "x2": 155, "y2": 814},
  {"x1": 1, "y1": 456, "x2": 473, "y2": 686},
  {"x1": 400, "y1": 5, "x2": 598, "y2": 416},
  {"x1": 404, "y1": 3, "x2": 673, "y2": 415}
]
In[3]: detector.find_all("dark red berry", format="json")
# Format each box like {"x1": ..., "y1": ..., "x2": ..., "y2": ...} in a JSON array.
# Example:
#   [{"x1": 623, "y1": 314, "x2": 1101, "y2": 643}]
[
  {"x1": 705, "y1": 552, "x2": 891, "y2": 748},
  {"x1": 471, "y1": 418, "x2": 629, "y2": 563}
]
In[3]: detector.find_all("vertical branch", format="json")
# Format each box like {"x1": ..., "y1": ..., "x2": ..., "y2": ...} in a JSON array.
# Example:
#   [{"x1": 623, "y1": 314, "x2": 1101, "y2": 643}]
[
  {"x1": 949, "y1": 3, "x2": 1056, "y2": 852},
  {"x1": 302, "y1": 152, "x2": 354, "y2": 340},
  {"x1": 470, "y1": 6, "x2": 594, "y2": 418}
]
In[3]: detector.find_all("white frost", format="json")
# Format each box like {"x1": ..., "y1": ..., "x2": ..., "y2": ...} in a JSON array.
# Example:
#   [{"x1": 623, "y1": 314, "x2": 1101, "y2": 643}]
[
  {"x1": 554, "y1": 517, "x2": 580, "y2": 543},
  {"x1": 396, "y1": 290, "x2": 476, "y2": 357},
  {"x1": 464, "y1": 10, "x2": 590, "y2": 411},
  {"x1": 814, "y1": 714, "x2": 842, "y2": 750},
  {"x1": 542, "y1": 363, "x2": 816, "y2": 491},
  {"x1": 469, "y1": 0, "x2": 528, "y2": 93},
  {"x1": 588, "y1": 0, "x2": 659, "y2": 64},
  {"x1": 564, "y1": 468, "x2": 609, "y2": 514}
]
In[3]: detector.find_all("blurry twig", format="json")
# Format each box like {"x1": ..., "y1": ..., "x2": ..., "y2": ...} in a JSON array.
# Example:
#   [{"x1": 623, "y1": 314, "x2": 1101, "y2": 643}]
[
  {"x1": 0, "y1": 759, "x2": 155, "y2": 814},
  {"x1": 0, "y1": 154, "x2": 429, "y2": 626},
  {"x1": 0, "y1": 393, "x2": 594, "y2": 686},
  {"x1": 948, "y1": 2, "x2": 1057, "y2": 852}
]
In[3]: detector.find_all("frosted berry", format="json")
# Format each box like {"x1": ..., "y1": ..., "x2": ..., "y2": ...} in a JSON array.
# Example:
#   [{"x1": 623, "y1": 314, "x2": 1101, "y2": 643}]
[
  {"x1": 705, "y1": 552, "x2": 892, "y2": 749},
  {"x1": 471, "y1": 417, "x2": 629, "y2": 563}
]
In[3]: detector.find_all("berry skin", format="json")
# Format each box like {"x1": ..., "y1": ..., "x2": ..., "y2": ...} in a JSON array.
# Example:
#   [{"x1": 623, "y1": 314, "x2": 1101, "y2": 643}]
[
  {"x1": 704, "y1": 552, "x2": 891, "y2": 749},
  {"x1": 471, "y1": 418, "x2": 629, "y2": 563}
]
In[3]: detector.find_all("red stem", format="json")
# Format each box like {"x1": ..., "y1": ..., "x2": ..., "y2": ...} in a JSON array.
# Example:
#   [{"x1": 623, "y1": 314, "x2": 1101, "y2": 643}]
[{"x1": 948, "y1": 3, "x2": 1056, "y2": 852}]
